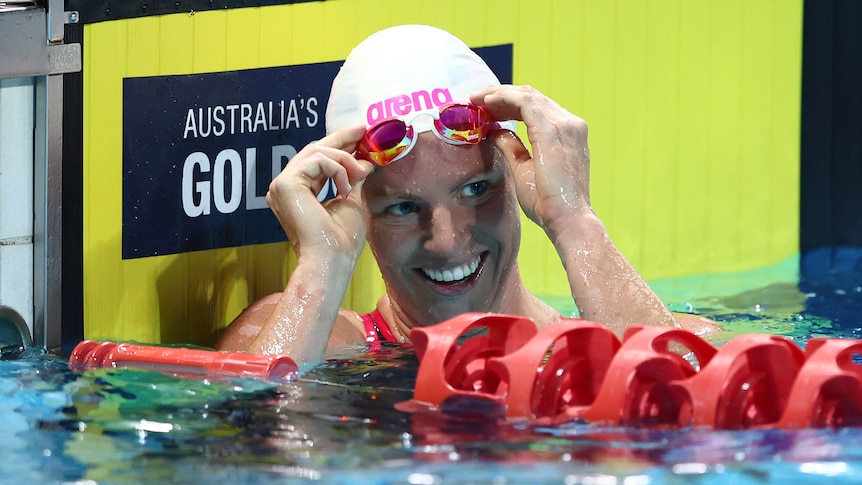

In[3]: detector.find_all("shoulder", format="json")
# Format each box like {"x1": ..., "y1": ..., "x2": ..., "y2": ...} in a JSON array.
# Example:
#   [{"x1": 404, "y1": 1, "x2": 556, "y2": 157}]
[
  {"x1": 214, "y1": 293, "x2": 282, "y2": 352},
  {"x1": 328, "y1": 309, "x2": 367, "y2": 349},
  {"x1": 215, "y1": 294, "x2": 367, "y2": 353}
]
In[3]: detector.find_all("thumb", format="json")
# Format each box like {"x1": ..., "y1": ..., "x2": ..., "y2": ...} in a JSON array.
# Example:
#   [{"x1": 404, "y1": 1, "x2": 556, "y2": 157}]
[
  {"x1": 343, "y1": 177, "x2": 365, "y2": 205},
  {"x1": 329, "y1": 178, "x2": 367, "y2": 240},
  {"x1": 491, "y1": 130, "x2": 531, "y2": 165}
]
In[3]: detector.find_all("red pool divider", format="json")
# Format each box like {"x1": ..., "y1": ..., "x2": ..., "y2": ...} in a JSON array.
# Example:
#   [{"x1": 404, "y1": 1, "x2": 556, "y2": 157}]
[
  {"x1": 406, "y1": 312, "x2": 862, "y2": 429},
  {"x1": 486, "y1": 319, "x2": 620, "y2": 423},
  {"x1": 777, "y1": 338, "x2": 862, "y2": 428},
  {"x1": 68, "y1": 340, "x2": 299, "y2": 381},
  {"x1": 410, "y1": 312, "x2": 537, "y2": 408}
]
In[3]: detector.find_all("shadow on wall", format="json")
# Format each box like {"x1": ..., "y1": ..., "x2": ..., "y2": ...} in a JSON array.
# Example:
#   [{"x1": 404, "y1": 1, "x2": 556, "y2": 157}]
[
  {"x1": 155, "y1": 244, "x2": 290, "y2": 348},
  {"x1": 86, "y1": 223, "x2": 290, "y2": 348}
]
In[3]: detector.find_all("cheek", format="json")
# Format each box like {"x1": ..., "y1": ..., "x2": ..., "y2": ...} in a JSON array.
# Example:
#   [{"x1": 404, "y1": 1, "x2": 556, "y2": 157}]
[
  {"x1": 477, "y1": 195, "x2": 521, "y2": 257},
  {"x1": 477, "y1": 187, "x2": 521, "y2": 233},
  {"x1": 493, "y1": 205, "x2": 521, "y2": 244},
  {"x1": 367, "y1": 226, "x2": 413, "y2": 272}
]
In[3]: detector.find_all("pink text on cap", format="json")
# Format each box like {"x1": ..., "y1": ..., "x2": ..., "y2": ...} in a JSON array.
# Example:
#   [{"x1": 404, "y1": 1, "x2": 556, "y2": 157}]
[{"x1": 366, "y1": 88, "x2": 453, "y2": 125}]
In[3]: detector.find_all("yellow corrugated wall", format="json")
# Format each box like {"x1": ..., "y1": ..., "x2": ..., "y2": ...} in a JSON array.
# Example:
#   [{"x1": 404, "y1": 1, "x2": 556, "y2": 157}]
[{"x1": 82, "y1": 0, "x2": 803, "y2": 345}]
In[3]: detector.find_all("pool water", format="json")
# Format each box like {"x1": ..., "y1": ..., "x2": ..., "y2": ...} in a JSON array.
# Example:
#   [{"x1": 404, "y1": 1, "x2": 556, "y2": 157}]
[{"x1": 4, "y1": 253, "x2": 862, "y2": 484}]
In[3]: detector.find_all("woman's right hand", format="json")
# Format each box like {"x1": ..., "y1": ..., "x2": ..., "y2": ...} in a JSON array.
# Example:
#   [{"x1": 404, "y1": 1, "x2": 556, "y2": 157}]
[
  {"x1": 266, "y1": 125, "x2": 374, "y2": 264},
  {"x1": 223, "y1": 126, "x2": 373, "y2": 359}
]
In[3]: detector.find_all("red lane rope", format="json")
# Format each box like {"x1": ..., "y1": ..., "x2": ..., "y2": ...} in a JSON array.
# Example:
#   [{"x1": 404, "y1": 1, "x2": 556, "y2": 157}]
[
  {"x1": 68, "y1": 340, "x2": 298, "y2": 381},
  {"x1": 406, "y1": 312, "x2": 862, "y2": 429}
]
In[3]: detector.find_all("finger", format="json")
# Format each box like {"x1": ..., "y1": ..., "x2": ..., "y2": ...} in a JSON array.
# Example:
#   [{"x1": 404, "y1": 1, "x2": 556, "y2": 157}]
[
  {"x1": 336, "y1": 178, "x2": 366, "y2": 218},
  {"x1": 475, "y1": 85, "x2": 569, "y2": 130},
  {"x1": 326, "y1": 178, "x2": 368, "y2": 240},
  {"x1": 295, "y1": 146, "x2": 372, "y2": 199},
  {"x1": 316, "y1": 124, "x2": 368, "y2": 151},
  {"x1": 471, "y1": 85, "x2": 540, "y2": 120},
  {"x1": 343, "y1": 177, "x2": 364, "y2": 201},
  {"x1": 470, "y1": 84, "x2": 510, "y2": 107},
  {"x1": 267, "y1": 155, "x2": 339, "y2": 210},
  {"x1": 294, "y1": 124, "x2": 374, "y2": 180},
  {"x1": 324, "y1": 177, "x2": 365, "y2": 211},
  {"x1": 299, "y1": 151, "x2": 354, "y2": 198},
  {"x1": 470, "y1": 86, "x2": 519, "y2": 124},
  {"x1": 281, "y1": 138, "x2": 370, "y2": 197},
  {"x1": 490, "y1": 130, "x2": 531, "y2": 165}
]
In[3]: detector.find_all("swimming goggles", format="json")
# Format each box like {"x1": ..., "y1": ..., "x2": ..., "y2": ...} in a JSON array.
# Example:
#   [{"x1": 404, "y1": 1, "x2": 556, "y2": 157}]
[{"x1": 355, "y1": 103, "x2": 497, "y2": 166}]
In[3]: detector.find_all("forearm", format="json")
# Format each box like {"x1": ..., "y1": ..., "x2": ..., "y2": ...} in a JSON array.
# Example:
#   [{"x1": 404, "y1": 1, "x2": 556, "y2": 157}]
[
  {"x1": 548, "y1": 209, "x2": 678, "y2": 335},
  {"x1": 248, "y1": 254, "x2": 357, "y2": 362}
]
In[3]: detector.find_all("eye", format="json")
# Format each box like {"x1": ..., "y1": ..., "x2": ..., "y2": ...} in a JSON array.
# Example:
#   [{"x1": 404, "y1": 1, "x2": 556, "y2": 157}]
[
  {"x1": 460, "y1": 181, "x2": 488, "y2": 197},
  {"x1": 387, "y1": 201, "x2": 418, "y2": 216}
]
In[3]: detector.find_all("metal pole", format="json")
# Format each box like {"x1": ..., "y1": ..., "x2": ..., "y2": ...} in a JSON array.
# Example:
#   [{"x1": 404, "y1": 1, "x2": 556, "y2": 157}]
[{"x1": 33, "y1": 73, "x2": 64, "y2": 351}]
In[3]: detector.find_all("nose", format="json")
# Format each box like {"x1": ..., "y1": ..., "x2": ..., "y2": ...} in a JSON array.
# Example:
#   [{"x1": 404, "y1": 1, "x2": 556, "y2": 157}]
[{"x1": 423, "y1": 205, "x2": 470, "y2": 255}]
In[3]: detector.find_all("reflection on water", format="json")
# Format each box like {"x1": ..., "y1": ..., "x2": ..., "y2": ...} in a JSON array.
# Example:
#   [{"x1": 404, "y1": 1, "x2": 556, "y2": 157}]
[
  {"x1": 3, "y1": 266, "x2": 862, "y2": 483},
  {"x1": 677, "y1": 273, "x2": 862, "y2": 346},
  {"x1": 669, "y1": 281, "x2": 816, "y2": 347}
]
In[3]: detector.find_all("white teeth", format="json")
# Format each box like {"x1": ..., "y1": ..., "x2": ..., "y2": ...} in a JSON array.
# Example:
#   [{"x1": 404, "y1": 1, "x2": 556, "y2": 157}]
[{"x1": 423, "y1": 256, "x2": 481, "y2": 283}]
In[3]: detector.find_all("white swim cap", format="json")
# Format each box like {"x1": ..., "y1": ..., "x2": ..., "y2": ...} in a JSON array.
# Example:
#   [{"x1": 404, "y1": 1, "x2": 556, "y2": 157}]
[{"x1": 325, "y1": 24, "x2": 516, "y2": 135}]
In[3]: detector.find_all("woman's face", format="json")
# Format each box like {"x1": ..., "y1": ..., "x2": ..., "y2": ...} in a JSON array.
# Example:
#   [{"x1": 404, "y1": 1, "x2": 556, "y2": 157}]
[{"x1": 362, "y1": 132, "x2": 522, "y2": 327}]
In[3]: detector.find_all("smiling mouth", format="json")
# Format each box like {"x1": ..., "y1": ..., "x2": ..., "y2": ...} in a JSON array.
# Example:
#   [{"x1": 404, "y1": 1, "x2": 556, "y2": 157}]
[{"x1": 421, "y1": 254, "x2": 483, "y2": 283}]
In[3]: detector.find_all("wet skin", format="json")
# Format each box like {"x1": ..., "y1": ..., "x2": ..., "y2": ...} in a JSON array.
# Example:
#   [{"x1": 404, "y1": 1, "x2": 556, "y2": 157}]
[
  {"x1": 215, "y1": 85, "x2": 722, "y2": 361},
  {"x1": 362, "y1": 133, "x2": 526, "y2": 328}
]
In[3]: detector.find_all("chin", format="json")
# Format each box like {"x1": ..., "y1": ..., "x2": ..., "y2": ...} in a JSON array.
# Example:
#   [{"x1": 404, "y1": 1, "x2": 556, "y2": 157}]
[{"x1": 423, "y1": 298, "x2": 491, "y2": 326}]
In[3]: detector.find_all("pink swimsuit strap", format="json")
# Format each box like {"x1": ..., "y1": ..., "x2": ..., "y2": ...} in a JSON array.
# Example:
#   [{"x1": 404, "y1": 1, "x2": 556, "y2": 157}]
[{"x1": 360, "y1": 309, "x2": 397, "y2": 349}]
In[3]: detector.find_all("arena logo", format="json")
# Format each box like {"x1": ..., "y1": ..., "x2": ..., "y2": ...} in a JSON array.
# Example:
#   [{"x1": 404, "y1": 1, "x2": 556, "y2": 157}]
[{"x1": 366, "y1": 87, "x2": 452, "y2": 125}]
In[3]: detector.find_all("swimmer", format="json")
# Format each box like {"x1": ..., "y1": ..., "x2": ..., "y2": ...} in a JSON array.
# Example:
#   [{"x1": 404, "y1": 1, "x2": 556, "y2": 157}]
[{"x1": 216, "y1": 25, "x2": 719, "y2": 363}]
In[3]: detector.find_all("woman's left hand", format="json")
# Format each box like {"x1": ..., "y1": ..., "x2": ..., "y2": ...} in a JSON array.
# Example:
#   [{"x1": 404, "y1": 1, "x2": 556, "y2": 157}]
[{"x1": 471, "y1": 85, "x2": 593, "y2": 237}]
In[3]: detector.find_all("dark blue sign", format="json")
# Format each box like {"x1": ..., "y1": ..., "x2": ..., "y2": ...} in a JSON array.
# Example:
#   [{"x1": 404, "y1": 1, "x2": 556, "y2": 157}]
[{"x1": 122, "y1": 45, "x2": 512, "y2": 259}]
